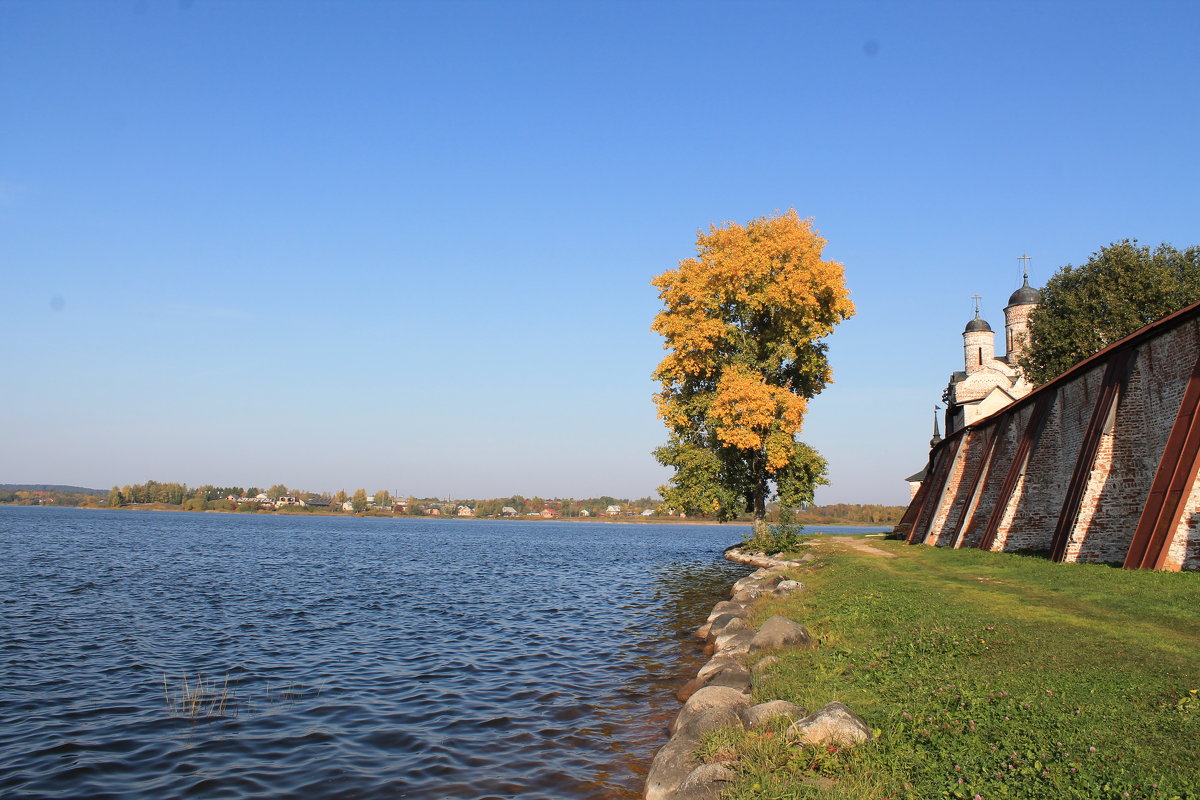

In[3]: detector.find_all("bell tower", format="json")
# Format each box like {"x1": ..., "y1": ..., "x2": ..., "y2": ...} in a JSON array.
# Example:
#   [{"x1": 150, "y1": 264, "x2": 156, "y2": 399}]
[
  {"x1": 1004, "y1": 254, "x2": 1042, "y2": 362},
  {"x1": 963, "y1": 295, "x2": 995, "y2": 373}
]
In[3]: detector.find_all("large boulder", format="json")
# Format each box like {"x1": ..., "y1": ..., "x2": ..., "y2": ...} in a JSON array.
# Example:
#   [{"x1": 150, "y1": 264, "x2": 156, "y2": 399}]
[
  {"x1": 714, "y1": 622, "x2": 755, "y2": 649},
  {"x1": 773, "y1": 579, "x2": 805, "y2": 595},
  {"x1": 732, "y1": 569, "x2": 784, "y2": 593},
  {"x1": 705, "y1": 664, "x2": 752, "y2": 694},
  {"x1": 732, "y1": 569, "x2": 768, "y2": 592},
  {"x1": 714, "y1": 628, "x2": 756, "y2": 657},
  {"x1": 645, "y1": 708, "x2": 743, "y2": 800},
  {"x1": 749, "y1": 616, "x2": 812, "y2": 652},
  {"x1": 644, "y1": 726, "x2": 701, "y2": 800},
  {"x1": 788, "y1": 702, "x2": 872, "y2": 746},
  {"x1": 670, "y1": 685, "x2": 752, "y2": 735},
  {"x1": 676, "y1": 676, "x2": 706, "y2": 704},
  {"x1": 676, "y1": 663, "x2": 750, "y2": 702},
  {"x1": 697, "y1": 605, "x2": 750, "y2": 639},
  {"x1": 755, "y1": 572, "x2": 787, "y2": 590},
  {"x1": 708, "y1": 614, "x2": 750, "y2": 640},
  {"x1": 741, "y1": 699, "x2": 807, "y2": 729},
  {"x1": 674, "y1": 762, "x2": 737, "y2": 800},
  {"x1": 731, "y1": 586, "x2": 765, "y2": 603},
  {"x1": 696, "y1": 653, "x2": 744, "y2": 682},
  {"x1": 706, "y1": 601, "x2": 749, "y2": 622}
]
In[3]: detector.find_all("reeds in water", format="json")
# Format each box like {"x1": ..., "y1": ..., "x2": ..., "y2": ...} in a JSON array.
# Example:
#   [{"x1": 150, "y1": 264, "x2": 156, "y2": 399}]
[{"x1": 162, "y1": 673, "x2": 237, "y2": 720}]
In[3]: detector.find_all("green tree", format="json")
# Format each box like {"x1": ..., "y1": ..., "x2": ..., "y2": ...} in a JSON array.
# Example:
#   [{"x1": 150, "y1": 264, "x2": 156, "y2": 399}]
[
  {"x1": 333, "y1": 489, "x2": 348, "y2": 507},
  {"x1": 107, "y1": 486, "x2": 125, "y2": 508},
  {"x1": 1021, "y1": 240, "x2": 1200, "y2": 385},
  {"x1": 651, "y1": 210, "x2": 852, "y2": 529},
  {"x1": 268, "y1": 484, "x2": 288, "y2": 500},
  {"x1": 375, "y1": 489, "x2": 392, "y2": 508},
  {"x1": 351, "y1": 488, "x2": 368, "y2": 513},
  {"x1": 182, "y1": 496, "x2": 208, "y2": 512}
]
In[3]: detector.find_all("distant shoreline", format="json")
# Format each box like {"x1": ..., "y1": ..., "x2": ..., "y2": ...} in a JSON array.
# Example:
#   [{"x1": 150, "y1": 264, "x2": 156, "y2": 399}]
[{"x1": 0, "y1": 503, "x2": 896, "y2": 528}]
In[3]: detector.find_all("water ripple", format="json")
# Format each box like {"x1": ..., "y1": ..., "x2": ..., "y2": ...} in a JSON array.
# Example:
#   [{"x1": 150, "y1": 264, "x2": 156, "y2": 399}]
[{"x1": 0, "y1": 507, "x2": 783, "y2": 799}]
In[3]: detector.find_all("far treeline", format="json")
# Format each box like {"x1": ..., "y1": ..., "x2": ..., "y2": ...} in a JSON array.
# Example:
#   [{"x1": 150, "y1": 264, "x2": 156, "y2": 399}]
[{"x1": 0, "y1": 482, "x2": 905, "y2": 525}]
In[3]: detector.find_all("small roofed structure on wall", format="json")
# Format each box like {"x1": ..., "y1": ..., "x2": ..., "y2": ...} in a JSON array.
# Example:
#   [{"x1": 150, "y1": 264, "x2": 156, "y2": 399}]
[
  {"x1": 906, "y1": 409, "x2": 943, "y2": 499},
  {"x1": 897, "y1": 296, "x2": 1200, "y2": 571}
]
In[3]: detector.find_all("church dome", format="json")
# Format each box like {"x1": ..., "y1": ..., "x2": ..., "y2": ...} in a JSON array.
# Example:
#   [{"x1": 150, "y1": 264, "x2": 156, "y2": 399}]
[
  {"x1": 1007, "y1": 277, "x2": 1042, "y2": 306},
  {"x1": 964, "y1": 314, "x2": 992, "y2": 333}
]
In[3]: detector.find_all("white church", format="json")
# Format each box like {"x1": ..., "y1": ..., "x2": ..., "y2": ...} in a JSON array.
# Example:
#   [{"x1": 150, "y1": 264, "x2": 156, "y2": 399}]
[
  {"x1": 907, "y1": 267, "x2": 1042, "y2": 497},
  {"x1": 943, "y1": 271, "x2": 1042, "y2": 434}
]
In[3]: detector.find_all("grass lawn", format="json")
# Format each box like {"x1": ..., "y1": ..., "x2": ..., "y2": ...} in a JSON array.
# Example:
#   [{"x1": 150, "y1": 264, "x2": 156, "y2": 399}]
[{"x1": 704, "y1": 536, "x2": 1200, "y2": 800}]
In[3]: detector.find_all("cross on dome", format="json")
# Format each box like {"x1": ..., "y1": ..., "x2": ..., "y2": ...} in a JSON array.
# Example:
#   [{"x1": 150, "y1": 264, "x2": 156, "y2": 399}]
[{"x1": 1018, "y1": 253, "x2": 1032, "y2": 281}]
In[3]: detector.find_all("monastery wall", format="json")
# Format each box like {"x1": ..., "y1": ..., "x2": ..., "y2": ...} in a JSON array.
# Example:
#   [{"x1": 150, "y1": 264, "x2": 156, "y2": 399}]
[{"x1": 896, "y1": 302, "x2": 1200, "y2": 571}]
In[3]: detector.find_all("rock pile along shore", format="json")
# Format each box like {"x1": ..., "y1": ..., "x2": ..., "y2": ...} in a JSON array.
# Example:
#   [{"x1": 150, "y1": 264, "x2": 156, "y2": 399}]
[{"x1": 643, "y1": 547, "x2": 873, "y2": 800}]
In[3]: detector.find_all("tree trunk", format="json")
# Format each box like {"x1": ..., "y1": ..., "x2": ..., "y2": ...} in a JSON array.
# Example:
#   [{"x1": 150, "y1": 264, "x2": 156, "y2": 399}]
[{"x1": 751, "y1": 451, "x2": 769, "y2": 538}]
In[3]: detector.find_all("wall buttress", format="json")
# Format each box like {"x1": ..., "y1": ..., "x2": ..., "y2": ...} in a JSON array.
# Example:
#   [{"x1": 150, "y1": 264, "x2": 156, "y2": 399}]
[
  {"x1": 949, "y1": 416, "x2": 1009, "y2": 549},
  {"x1": 1049, "y1": 351, "x2": 1134, "y2": 563},
  {"x1": 977, "y1": 393, "x2": 1053, "y2": 552},
  {"x1": 1125, "y1": 350, "x2": 1200, "y2": 569}
]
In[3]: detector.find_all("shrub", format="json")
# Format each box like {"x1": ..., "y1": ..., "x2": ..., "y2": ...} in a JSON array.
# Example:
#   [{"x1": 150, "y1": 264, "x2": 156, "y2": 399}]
[{"x1": 741, "y1": 524, "x2": 813, "y2": 555}]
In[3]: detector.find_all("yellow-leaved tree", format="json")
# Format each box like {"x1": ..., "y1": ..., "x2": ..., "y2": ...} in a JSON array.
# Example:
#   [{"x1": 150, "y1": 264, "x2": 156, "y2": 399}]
[{"x1": 651, "y1": 209, "x2": 854, "y2": 530}]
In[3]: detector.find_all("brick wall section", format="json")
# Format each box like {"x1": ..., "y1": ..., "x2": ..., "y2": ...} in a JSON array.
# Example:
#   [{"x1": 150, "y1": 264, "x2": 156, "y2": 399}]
[
  {"x1": 911, "y1": 443, "x2": 957, "y2": 542},
  {"x1": 1161, "y1": 326, "x2": 1200, "y2": 570},
  {"x1": 901, "y1": 305, "x2": 1200, "y2": 571},
  {"x1": 1169, "y1": 480, "x2": 1200, "y2": 570},
  {"x1": 927, "y1": 430, "x2": 983, "y2": 546},
  {"x1": 1065, "y1": 335, "x2": 1187, "y2": 564},
  {"x1": 950, "y1": 426, "x2": 1003, "y2": 548},
  {"x1": 998, "y1": 375, "x2": 1086, "y2": 554},
  {"x1": 1064, "y1": 422, "x2": 1118, "y2": 563},
  {"x1": 958, "y1": 405, "x2": 1025, "y2": 549},
  {"x1": 991, "y1": 471, "x2": 1029, "y2": 552}
]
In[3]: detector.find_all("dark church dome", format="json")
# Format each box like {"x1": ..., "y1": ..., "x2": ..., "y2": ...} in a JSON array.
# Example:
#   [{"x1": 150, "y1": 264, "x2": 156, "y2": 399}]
[
  {"x1": 964, "y1": 314, "x2": 992, "y2": 333},
  {"x1": 1007, "y1": 277, "x2": 1042, "y2": 306}
]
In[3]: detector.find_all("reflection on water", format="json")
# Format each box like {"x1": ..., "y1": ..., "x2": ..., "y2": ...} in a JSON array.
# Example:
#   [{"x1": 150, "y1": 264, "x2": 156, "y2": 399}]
[
  {"x1": 0, "y1": 508, "x2": 777, "y2": 800},
  {"x1": 598, "y1": 560, "x2": 755, "y2": 794}
]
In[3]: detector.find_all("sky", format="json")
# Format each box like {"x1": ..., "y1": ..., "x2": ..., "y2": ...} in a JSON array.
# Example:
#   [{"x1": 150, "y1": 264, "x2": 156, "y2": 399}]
[{"x1": 3, "y1": 0, "x2": 1199, "y2": 505}]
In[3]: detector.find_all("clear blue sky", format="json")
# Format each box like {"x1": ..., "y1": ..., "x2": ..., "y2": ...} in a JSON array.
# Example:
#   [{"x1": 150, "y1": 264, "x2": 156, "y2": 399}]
[{"x1": 3, "y1": 0, "x2": 1199, "y2": 504}]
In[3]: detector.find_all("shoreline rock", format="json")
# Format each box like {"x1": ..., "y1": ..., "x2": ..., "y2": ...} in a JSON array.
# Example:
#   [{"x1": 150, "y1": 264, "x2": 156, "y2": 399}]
[{"x1": 643, "y1": 546, "x2": 872, "y2": 799}]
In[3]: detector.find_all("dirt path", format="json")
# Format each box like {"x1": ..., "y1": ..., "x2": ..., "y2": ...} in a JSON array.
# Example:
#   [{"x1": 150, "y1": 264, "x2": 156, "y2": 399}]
[{"x1": 831, "y1": 538, "x2": 899, "y2": 558}]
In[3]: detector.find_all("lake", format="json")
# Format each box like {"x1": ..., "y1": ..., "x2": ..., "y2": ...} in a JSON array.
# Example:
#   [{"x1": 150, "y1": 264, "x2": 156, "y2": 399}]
[{"x1": 0, "y1": 506, "x2": 887, "y2": 799}]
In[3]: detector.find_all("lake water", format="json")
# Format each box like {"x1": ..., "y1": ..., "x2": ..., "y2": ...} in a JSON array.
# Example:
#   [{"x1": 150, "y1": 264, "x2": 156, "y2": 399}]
[{"x1": 0, "y1": 506, "x2": 887, "y2": 799}]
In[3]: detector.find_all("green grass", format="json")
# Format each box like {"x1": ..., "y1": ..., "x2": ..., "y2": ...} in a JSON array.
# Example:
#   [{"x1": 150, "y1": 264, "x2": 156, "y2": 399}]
[{"x1": 705, "y1": 537, "x2": 1200, "y2": 800}]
